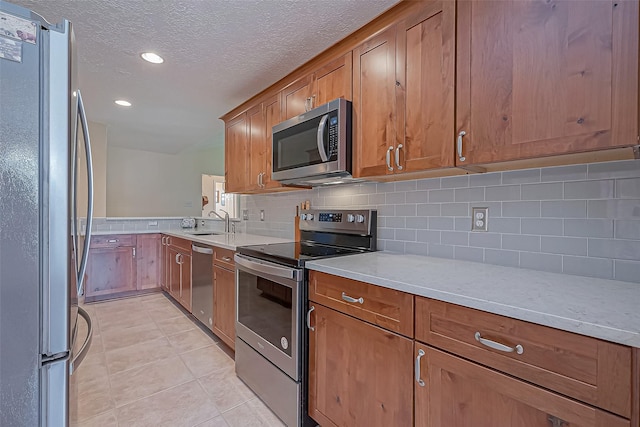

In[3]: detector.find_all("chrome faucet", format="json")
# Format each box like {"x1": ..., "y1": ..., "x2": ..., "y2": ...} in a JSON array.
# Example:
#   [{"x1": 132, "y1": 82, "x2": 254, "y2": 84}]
[{"x1": 207, "y1": 209, "x2": 230, "y2": 233}]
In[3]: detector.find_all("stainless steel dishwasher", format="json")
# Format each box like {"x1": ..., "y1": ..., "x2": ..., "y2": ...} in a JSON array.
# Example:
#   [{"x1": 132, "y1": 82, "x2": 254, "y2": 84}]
[{"x1": 191, "y1": 244, "x2": 214, "y2": 330}]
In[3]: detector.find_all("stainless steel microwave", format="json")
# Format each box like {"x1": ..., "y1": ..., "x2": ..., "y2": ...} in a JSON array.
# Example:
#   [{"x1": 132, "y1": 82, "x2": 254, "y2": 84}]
[{"x1": 272, "y1": 98, "x2": 352, "y2": 186}]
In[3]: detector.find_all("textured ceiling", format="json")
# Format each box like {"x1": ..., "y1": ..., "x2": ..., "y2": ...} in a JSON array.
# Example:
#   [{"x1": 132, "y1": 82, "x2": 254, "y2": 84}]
[{"x1": 13, "y1": 0, "x2": 400, "y2": 154}]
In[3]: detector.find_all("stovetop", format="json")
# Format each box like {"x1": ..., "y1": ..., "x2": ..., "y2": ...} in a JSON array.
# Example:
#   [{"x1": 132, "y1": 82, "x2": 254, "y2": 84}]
[{"x1": 237, "y1": 241, "x2": 367, "y2": 268}]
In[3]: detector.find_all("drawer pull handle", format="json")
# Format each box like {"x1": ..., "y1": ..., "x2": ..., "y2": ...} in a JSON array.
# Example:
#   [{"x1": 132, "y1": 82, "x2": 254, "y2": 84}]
[
  {"x1": 222, "y1": 256, "x2": 232, "y2": 262},
  {"x1": 475, "y1": 332, "x2": 524, "y2": 355},
  {"x1": 307, "y1": 306, "x2": 315, "y2": 331},
  {"x1": 341, "y1": 292, "x2": 364, "y2": 304},
  {"x1": 415, "y1": 348, "x2": 426, "y2": 387},
  {"x1": 107, "y1": 239, "x2": 118, "y2": 243}
]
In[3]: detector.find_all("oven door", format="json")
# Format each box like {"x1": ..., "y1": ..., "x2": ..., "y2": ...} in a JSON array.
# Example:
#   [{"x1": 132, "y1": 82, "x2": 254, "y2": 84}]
[{"x1": 235, "y1": 254, "x2": 303, "y2": 381}]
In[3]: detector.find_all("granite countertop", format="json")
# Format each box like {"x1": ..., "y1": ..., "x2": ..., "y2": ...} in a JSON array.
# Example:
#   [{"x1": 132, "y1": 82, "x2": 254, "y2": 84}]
[
  {"x1": 90, "y1": 229, "x2": 291, "y2": 250},
  {"x1": 306, "y1": 252, "x2": 640, "y2": 348}
]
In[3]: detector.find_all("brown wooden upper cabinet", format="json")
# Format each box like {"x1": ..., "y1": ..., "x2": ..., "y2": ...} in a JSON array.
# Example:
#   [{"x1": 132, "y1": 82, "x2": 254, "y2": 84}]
[
  {"x1": 224, "y1": 113, "x2": 249, "y2": 193},
  {"x1": 353, "y1": 1, "x2": 455, "y2": 178},
  {"x1": 455, "y1": 0, "x2": 639, "y2": 166},
  {"x1": 281, "y1": 53, "x2": 353, "y2": 121}
]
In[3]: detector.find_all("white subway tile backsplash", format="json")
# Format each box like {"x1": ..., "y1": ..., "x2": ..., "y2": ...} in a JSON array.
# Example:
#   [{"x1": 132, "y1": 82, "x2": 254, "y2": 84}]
[
  {"x1": 563, "y1": 256, "x2": 613, "y2": 279},
  {"x1": 484, "y1": 249, "x2": 519, "y2": 267},
  {"x1": 521, "y1": 218, "x2": 563, "y2": 236},
  {"x1": 521, "y1": 182, "x2": 563, "y2": 201},
  {"x1": 541, "y1": 164, "x2": 587, "y2": 182},
  {"x1": 520, "y1": 252, "x2": 562, "y2": 273},
  {"x1": 441, "y1": 175, "x2": 469, "y2": 189},
  {"x1": 240, "y1": 159, "x2": 640, "y2": 283},
  {"x1": 564, "y1": 180, "x2": 614, "y2": 200},
  {"x1": 616, "y1": 178, "x2": 640, "y2": 199},
  {"x1": 502, "y1": 169, "x2": 541, "y2": 184},
  {"x1": 614, "y1": 260, "x2": 640, "y2": 283},
  {"x1": 502, "y1": 234, "x2": 540, "y2": 252},
  {"x1": 541, "y1": 200, "x2": 587, "y2": 218},
  {"x1": 441, "y1": 203, "x2": 469, "y2": 217},
  {"x1": 502, "y1": 201, "x2": 541, "y2": 217},
  {"x1": 469, "y1": 232, "x2": 502, "y2": 249},
  {"x1": 454, "y1": 246, "x2": 484, "y2": 263},
  {"x1": 441, "y1": 231, "x2": 469, "y2": 246},
  {"x1": 541, "y1": 236, "x2": 588, "y2": 256},
  {"x1": 428, "y1": 189, "x2": 455, "y2": 203},
  {"x1": 486, "y1": 185, "x2": 520, "y2": 201},
  {"x1": 564, "y1": 219, "x2": 613, "y2": 238}
]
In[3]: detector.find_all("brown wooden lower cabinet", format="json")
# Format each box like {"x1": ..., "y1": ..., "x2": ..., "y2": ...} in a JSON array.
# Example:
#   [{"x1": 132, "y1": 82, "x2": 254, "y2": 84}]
[
  {"x1": 135, "y1": 233, "x2": 161, "y2": 291},
  {"x1": 212, "y1": 264, "x2": 235, "y2": 350},
  {"x1": 168, "y1": 245, "x2": 191, "y2": 312},
  {"x1": 84, "y1": 245, "x2": 137, "y2": 301},
  {"x1": 308, "y1": 303, "x2": 413, "y2": 427},
  {"x1": 415, "y1": 343, "x2": 630, "y2": 427}
]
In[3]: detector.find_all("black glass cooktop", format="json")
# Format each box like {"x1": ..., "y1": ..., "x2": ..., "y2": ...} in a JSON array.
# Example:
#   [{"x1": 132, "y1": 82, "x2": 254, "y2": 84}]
[{"x1": 238, "y1": 241, "x2": 365, "y2": 267}]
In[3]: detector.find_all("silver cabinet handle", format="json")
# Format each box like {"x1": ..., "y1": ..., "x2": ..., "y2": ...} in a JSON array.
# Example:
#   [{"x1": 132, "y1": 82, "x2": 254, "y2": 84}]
[
  {"x1": 474, "y1": 332, "x2": 523, "y2": 355},
  {"x1": 175, "y1": 253, "x2": 180, "y2": 264},
  {"x1": 167, "y1": 237, "x2": 171, "y2": 245},
  {"x1": 457, "y1": 131, "x2": 466, "y2": 162},
  {"x1": 317, "y1": 114, "x2": 330, "y2": 162},
  {"x1": 341, "y1": 292, "x2": 364, "y2": 304},
  {"x1": 395, "y1": 144, "x2": 403, "y2": 171},
  {"x1": 310, "y1": 94, "x2": 316, "y2": 110},
  {"x1": 132, "y1": 247, "x2": 136, "y2": 258},
  {"x1": 107, "y1": 239, "x2": 118, "y2": 243},
  {"x1": 386, "y1": 146, "x2": 394, "y2": 171},
  {"x1": 304, "y1": 97, "x2": 311, "y2": 112},
  {"x1": 161, "y1": 236, "x2": 165, "y2": 245},
  {"x1": 222, "y1": 256, "x2": 232, "y2": 262},
  {"x1": 415, "y1": 348, "x2": 425, "y2": 387},
  {"x1": 307, "y1": 306, "x2": 315, "y2": 331}
]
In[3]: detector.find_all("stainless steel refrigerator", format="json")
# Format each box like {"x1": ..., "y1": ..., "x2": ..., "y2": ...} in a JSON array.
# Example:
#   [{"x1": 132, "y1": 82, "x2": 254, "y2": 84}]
[{"x1": 0, "y1": 1, "x2": 94, "y2": 425}]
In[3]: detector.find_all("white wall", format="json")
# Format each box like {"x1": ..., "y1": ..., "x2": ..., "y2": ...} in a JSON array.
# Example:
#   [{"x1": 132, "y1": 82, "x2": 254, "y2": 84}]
[{"x1": 106, "y1": 145, "x2": 224, "y2": 217}]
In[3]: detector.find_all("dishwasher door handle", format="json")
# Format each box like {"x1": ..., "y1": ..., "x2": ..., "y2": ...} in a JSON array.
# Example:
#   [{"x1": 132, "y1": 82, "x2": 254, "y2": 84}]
[{"x1": 192, "y1": 245, "x2": 213, "y2": 255}]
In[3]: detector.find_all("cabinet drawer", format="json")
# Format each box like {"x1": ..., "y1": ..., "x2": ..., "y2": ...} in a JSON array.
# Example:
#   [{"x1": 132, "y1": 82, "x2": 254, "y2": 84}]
[
  {"x1": 90, "y1": 234, "x2": 136, "y2": 248},
  {"x1": 213, "y1": 247, "x2": 235, "y2": 270},
  {"x1": 166, "y1": 235, "x2": 191, "y2": 253},
  {"x1": 415, "y1": 297, "x2": 632, "y2": 418},
  {"x1": 308, "y1": 271, "x2": 413, "y2": 338}
]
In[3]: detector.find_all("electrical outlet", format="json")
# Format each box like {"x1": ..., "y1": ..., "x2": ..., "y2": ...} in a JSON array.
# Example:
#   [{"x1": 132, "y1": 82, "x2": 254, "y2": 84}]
[
  {"x1": 242, "y1": 209, "x2": 249, "y2": 220},
  {"x1": 199, "y1": 220, "x2": 205, "y2": 227},
  {"x1": 471, "y1": 207, "x2": 489, "y2": 232},
  {"x1": 260, "y1": 210, "x2": 265, "y2": 221},
  {"x1": 148, "y1": 221, "x2": 158, "y2": 227}
]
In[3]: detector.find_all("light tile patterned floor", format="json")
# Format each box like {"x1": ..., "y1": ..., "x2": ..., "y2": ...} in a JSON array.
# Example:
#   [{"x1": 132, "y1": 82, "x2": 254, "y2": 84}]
[{"x1": 75, "y1": 293, "x2": 286, "y2": 427}]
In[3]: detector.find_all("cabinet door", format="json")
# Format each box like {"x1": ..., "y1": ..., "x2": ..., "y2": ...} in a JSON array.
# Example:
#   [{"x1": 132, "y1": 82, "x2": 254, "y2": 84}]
[
  {"x1": 352, "y1": 26, "x2": 398, "y2": 178},
  {"x1": 456, "y1": 0, "x2": 639, "y2": 165},
  {"x1": 314, "y1": 52, "x2": 353, "y2": 106},
  {"x1": 262, "y1": 93, "x2": 282, "y2": 190},
  {"x1": 396, "y1": 1, "x2": 455, "y2": 173},
  {"x1": 282, "y1": 74, "x2": 313, "y2": 121},
  {"x1": 85, "y1": 246, "x2": 137, "y2": 298},
  {"x1": 136, "y1": 234, "x2": 160, "y2": 290},
  {"x1": 179, "y1": 252, "x2": 192, "y2": 312},
  {"x1": 308, "y1": 304, "x2": 413, "y2": 427},
  {"x1": 168, "y1": 247, "x2": 180, "y2": 298},
  {"x1": 212, "y1": 265, "x2": 236, "y2": 350},
  {"x1": 247, "y1": 103, "x2": 266, "y2": 191},
  {"x1": 415, "y1": 343, "x2": 630, "y2": 427},
  {"x1": 225, "y1": 113, "x2": 249, "y2": 193}
]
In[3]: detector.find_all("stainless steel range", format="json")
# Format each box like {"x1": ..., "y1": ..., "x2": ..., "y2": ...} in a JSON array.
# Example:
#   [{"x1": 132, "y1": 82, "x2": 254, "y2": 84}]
[{"x1": 234, "y1": 209, "x2": 377, "y2": 427}]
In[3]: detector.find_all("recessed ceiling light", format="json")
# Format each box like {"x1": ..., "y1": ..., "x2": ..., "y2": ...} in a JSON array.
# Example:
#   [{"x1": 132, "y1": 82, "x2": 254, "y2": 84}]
[
  {"x1": 115, "y1": 100, "x2": 132, "y2": 107},
  {"x1": 141, "y1": 52, "x2": 164, "y2": 64}
]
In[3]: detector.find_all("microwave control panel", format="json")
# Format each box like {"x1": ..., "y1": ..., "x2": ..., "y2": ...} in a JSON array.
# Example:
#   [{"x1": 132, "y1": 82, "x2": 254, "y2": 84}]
[{"x1": 328, "y1": 115, "x2": 339, "y2": 158}]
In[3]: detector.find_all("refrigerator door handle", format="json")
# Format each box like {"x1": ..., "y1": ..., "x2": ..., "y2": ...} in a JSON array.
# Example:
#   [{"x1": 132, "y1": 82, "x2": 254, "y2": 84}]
[
  {"x1": 70, "y1": 306, "x2": 93, "y2": 375},
  {"x1": 76, "y1": 90, "x2": 93, "y2": 296}
]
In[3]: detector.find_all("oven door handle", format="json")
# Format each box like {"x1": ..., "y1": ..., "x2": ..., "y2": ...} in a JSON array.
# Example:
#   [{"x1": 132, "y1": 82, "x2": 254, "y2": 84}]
[{"x1": 234, "y1": 254, "x2": 302, "y2": 281}]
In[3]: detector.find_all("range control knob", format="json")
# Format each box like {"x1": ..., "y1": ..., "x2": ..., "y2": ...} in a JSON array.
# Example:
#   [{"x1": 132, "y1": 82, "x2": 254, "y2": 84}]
[
  {"x1": 300, "y1": 214, "x2": 307, "y2": 220},
  {"x1": 356, "y1": 214, "x2": 365, "y2": 223},
  {"x1": 306, "y1": 214, "x2": 314, "y2": 221},
  {"x1": 347, "y1": 214, "x2": 355, "y2": 223}
]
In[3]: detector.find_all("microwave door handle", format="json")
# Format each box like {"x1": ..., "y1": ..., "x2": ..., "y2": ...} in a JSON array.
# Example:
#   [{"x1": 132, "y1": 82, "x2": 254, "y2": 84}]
[{"x1": 317, "y1": 114, "x2": 329, "y2": 162}]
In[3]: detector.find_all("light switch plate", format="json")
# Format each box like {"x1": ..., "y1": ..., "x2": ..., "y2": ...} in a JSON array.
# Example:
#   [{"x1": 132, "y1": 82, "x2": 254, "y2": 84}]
[
  {"x1": 471, "y1": 207, "x2": 489, "y2": 232},
  {"x1": 242, "y1": 209, "x2": 249, "y2": 220},
  {"x1": 260, "y1": 210, "x2": 265, "y2": 221}
]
